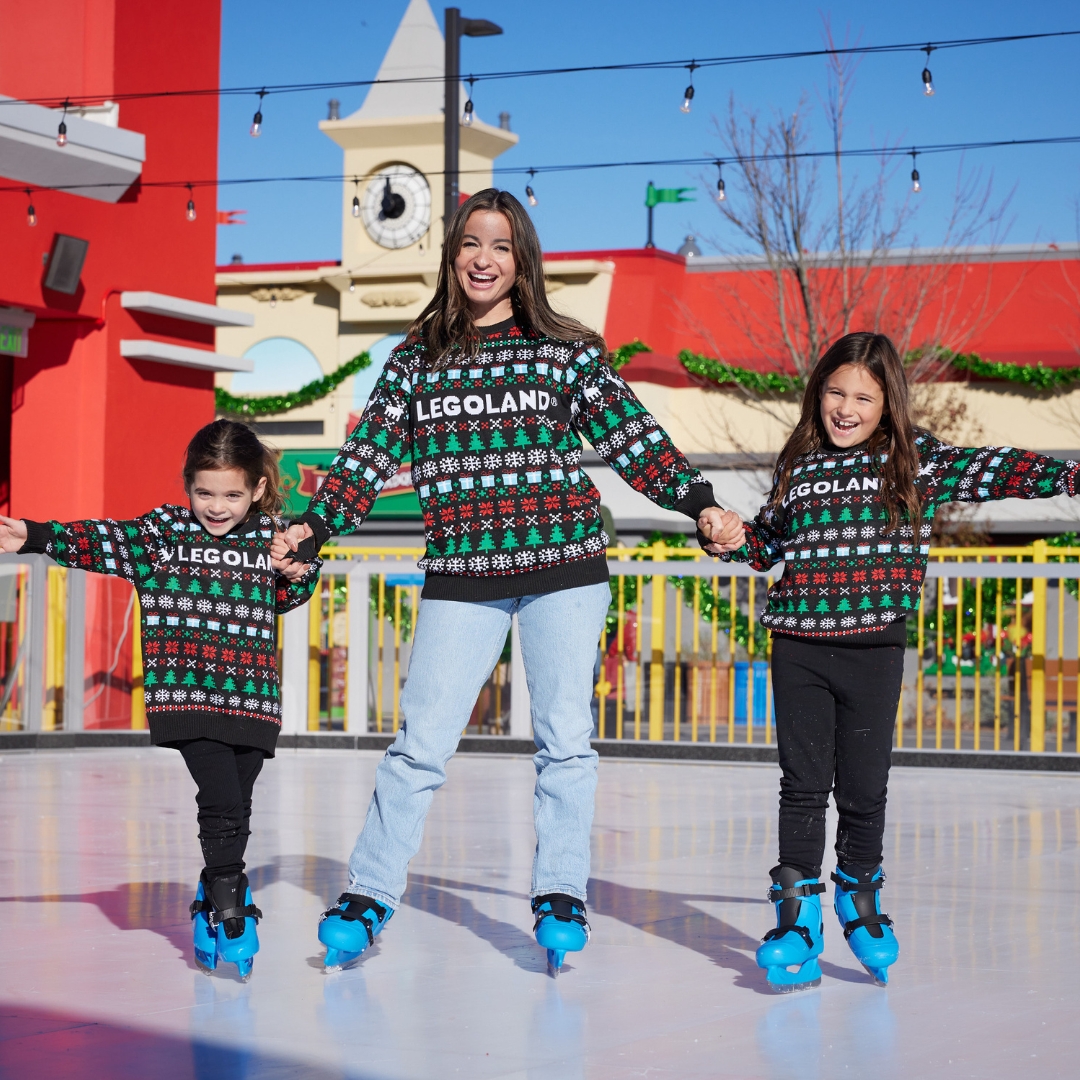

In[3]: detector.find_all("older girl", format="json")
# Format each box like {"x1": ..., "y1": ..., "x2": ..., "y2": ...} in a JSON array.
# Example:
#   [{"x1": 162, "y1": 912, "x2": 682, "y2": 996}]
[{"x1": 703, "y1": 332, "x2": 1080, "y2": 991}]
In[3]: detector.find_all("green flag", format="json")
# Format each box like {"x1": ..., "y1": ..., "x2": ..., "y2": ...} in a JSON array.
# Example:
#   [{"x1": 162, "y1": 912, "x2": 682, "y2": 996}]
[{"x1": 645, "y1": 182, "x2": 695, "y2": 208}]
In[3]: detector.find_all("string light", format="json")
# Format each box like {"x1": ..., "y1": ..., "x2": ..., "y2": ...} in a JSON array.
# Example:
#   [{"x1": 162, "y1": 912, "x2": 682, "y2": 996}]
[
  {"x1": 351, "y1": 178, "x2": 360, "y2": 218},
  {"x1": 250, "y1": 89, "x2": 266, "y2": 137},
  {"x1": 462, "y1": 78, "x2": 475, "y2": 127},
  {"x1": 680, "y1": 62, "x2": 697, "y2": 113},
  {"x1": 25, "y1": 189, "x2": 36, "y2": 227},
  {"x1": 921, "y1": 44, "x2": 935, "y2": 96},
  {"x1": 525, "y1": 169, "x2": 538, "y2": 207},
  {"x1": 348, "y1": 281, "x2": 356, "y2": 292},
  {"x1": 185, "y1": 183, "x2": 197, "y2": 220},
  {"x1": 714, "y1": 161, "x2": 726, "y2": 202},
  {"x1": 910, "y1": 150, "x2": 921, "y2": 192},
  {"x1": 56, "y1": 100, "x2": 70, "y2": 147}
]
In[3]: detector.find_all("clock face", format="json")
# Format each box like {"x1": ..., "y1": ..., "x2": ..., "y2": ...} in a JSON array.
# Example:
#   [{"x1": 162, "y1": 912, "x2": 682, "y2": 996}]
[{"x1": 360, "y1": 164, "x2": 432, "y2": 250}]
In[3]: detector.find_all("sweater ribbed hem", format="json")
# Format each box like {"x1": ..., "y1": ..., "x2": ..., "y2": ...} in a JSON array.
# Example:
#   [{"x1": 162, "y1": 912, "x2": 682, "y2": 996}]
[
  {"x1": 149, "y1": 711, "x2": 280, "y2": 757},
  {"x1": 421, "y1": 554, "x2": 609, "y2": 602},
  {"x1": 769, "y1": 618, "x2": 909, "y2": 648},
  {"x1": 18, "y1": 520, "x2": 51, "y2": 555}
]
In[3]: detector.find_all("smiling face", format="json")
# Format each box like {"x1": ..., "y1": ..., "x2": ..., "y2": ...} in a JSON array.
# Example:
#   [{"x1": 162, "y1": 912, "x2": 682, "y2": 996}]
[
  {"x1": 453, "y1": 210, "x2": 517, "y2": 325},
  {"x1": 819, "y1": 362, "x2": 886, "y2": 448},
  {"x1": 188, "y1": 467, "x2": 266, "y2": 536}
]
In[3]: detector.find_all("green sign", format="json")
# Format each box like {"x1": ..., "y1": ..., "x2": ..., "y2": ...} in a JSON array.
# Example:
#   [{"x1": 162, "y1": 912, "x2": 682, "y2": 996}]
[
  {"x1": 0, "y1": 324, "x2": 27, "y2": 357},
  {"x1": 277, "y1": 449, "x2": 421, "y2": 520}
]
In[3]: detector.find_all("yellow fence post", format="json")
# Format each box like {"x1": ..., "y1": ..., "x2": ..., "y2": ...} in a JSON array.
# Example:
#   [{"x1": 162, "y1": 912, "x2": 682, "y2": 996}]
[
  {"x1": 648, "y1": 553, "x2": 666, "y2": 741},
  {"x1": 43, "y1": 567, "x2": 66, "y2": 732},
  {"x1": 130, "y1": 594, "x2": 146, "y2": 729},
  {"x1": 307, "y1": 577, "x2": 322, "y2": 731},
  {"x1": 1030, "y1": 539, "x2": 1047, "y2": 752}
]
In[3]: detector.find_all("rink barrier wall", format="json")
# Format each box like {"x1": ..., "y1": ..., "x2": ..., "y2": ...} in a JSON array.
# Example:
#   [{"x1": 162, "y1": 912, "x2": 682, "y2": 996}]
[
  {"x1": 3, "y1": 543, "x2": 1080, "y2": 759},
  {"x1": 3, "y1": 729, "x2": 1080, "y2": 771}
]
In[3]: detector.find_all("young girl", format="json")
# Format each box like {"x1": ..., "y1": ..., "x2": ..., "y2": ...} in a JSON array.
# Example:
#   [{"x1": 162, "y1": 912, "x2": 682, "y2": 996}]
[
  {"x1": 0, "y1": 419, "x2": 320, "y2": 980},
  {"x1": 282, "y1": 188, "x2": 743, "y2": 974},
  {"x1": 703, "y1": 332, "x2": 1080, "y2": 992}
]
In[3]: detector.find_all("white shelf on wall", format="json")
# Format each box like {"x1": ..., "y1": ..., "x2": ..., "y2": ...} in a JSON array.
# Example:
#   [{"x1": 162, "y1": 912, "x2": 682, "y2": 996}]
[{"x1": 120, "y1": 339, "x2": 253, "y2": 373}]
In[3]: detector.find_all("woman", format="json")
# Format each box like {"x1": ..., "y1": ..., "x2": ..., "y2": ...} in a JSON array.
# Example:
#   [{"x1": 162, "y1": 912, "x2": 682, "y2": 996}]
[{"x1": 284, "y1": 189, "x2": 742, "y2": 974}]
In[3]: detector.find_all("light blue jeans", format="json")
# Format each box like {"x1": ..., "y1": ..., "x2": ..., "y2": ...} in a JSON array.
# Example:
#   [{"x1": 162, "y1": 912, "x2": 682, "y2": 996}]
[{"x1": 347, "y1": 581, "x2": 611, "y2": 909}]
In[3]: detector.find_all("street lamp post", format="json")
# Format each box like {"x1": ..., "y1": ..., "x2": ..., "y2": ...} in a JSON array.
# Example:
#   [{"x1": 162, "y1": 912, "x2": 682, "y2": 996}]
[{"x1": 444, "y1": 7, "x2": 502, "y2": 229}]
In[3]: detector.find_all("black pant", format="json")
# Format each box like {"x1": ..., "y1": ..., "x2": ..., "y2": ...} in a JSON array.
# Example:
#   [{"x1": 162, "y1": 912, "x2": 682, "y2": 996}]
[
  {"x1": 177, "y1": 739, "x2": 265, "y2": 878},
  {"x1": 770, "y1": 635, "x2": 904, "y2": 878}
]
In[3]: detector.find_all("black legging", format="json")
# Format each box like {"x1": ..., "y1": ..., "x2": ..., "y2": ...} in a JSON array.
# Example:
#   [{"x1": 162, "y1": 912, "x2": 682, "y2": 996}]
[
  {"x1": 177, "y1": 739, "x2": 265, "y2": 878},
  {"x1": 770, "y1": 635, "x2": 904, "y2": 878}
]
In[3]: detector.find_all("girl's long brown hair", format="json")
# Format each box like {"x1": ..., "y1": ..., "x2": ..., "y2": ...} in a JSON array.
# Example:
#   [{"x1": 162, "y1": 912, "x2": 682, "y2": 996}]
[
  {"x1": 183, "y1": 419, "x2": 285, "y2": 517},
  {"x1": 408, "y1": 188, "x2": 606, "y2": 366},
  {"x1": 769, "y1": 332, "x2": 923, "y2": 534}
]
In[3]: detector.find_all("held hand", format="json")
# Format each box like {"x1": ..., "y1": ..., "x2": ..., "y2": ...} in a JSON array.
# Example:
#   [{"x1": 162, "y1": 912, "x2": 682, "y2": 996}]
[
  {"x1": 284, "y1": 522, "x2": 313, "y2": 552},
  {"x1": 0, "y1": 515, "x2": 28, "y2": 554},
  {"x1": 697, "y1": 507, "x2": 746, "y2": 549},
  {"x1": 272, "y1": 531, "x2": 311, "y2": 580}
]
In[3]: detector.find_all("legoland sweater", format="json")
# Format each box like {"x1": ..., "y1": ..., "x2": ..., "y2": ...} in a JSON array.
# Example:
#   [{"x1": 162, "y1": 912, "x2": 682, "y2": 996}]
[
  {"x1": 298, "y1": 318, "x2": 718, "y2": 601},
  {"x1": 19, "y1": 507, "x2": 322, "y2": 755},
  {"x1": 718, "y1": 433, "x2": 1080, "y2": 641}
]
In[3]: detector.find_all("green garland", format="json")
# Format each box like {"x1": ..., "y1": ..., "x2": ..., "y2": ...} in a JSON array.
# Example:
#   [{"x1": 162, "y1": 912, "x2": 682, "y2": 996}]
[
  {"x1": 215, "y1": 352, "x2": 371, "y2": 417},
  {"x1": 942, "y1": 349, "x2": 1080, "y2": 391},
  {"x1": 610, "y1": 339, "x2": 652, "y2": 371},
  {"x1": 678, "y1": 349, "x2": 806, "y2": 394}
]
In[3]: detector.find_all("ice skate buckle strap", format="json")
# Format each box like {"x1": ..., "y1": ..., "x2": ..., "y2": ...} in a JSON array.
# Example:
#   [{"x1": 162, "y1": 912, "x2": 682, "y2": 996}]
[
  {"x1": 838, "y1": 912, "x2": 894, "y2": 940},
  {"x1": 766, "y1": 881, "x2": 826, "y2": 902},
  {"x1": 531, "y1": 893, "x2": 590, "y2": 934},
  {"x1": 189, "y1": 897, "x2": 213, "y2": 919},
  {"x1": 323, "y1": 893, "x2": 387, "y2": 948},
  {"x1": 206, "y1": 902, "x2": 262, "y2": 929},
  {"x1": 761, "y1": 924, "x2": 816, "y2": 949},
  {"x1": 830, "y1": 871, "x2": 884, "y2": 893}
]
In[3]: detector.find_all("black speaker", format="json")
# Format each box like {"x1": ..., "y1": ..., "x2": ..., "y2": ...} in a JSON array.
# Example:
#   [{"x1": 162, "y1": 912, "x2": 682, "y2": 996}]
[{"x1": 44, "y1": 234, "x2": 90, "y2": 295}]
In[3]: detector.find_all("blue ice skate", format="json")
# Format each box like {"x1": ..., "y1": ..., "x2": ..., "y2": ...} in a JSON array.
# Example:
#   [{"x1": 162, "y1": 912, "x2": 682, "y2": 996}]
[
  {"x1": 318, "y1": 893, "x2": 393, "y2": 972},
  {"x1": 189, "y1": 871, "x2": 262, "y2": 981},
  {"x1": 531, "y1": 893, "x2": 590, "y2": 977},
  {"x1": 756, "y1": 867, "x2": 826, "y2": 993},
  {"x1": 831, "y1": 866, "x2": 898, "y2": 986}
]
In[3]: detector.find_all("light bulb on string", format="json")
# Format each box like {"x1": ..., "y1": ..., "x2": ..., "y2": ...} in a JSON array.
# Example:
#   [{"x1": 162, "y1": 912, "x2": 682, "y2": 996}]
[
  {"x1": 910, "y1": 150, "x2": 921, "y2": 193},
  {"x1": 715, "y1": 161, "x2": 726, "y2": 203},
  {"x1": 348, "y1": 281, "x2": 355, "y2": 292},
  {"x1": 462, "y1": 78, "x2": 475, "y2": 127},
  {"x1": 250, "y1": 89, "x2": 266, "y2": 137},
  {"x1": 56, "y1": 100, "x2": 70, "y2": 147},
  {"x1": 351, "y1": 178, "x2": 360, "y2": 218},
  {"x1": 680, "y1": 62, "x2": 698, "y2": 113},
  {"x1": 25, "y1": 189, "x2": 36, "y2": 227},
  {"x1": 525, "y1": 169, "x2": 538, "y2": 207},
  {"x1": 185, "y1": 184, "x2": 197, "y2": 221},
  {"x1": 921, "y1": 45, "x2": 935, "y2": 96}
]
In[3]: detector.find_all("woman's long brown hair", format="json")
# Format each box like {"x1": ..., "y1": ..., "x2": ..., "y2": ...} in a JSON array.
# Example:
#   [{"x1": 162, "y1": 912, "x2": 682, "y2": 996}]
[
  {"x1": 408, "y1": 188, "x2": 606, "y2": 366},
  {"x1": 768, "y1": 332, "x2": 923, "y2": 534}
]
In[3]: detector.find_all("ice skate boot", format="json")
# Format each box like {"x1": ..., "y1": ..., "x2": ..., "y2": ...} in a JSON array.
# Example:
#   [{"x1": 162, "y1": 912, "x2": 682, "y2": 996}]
[
  {"x1": 756, "y1": 865, "x2": 825, "y2": 993},
  {"x1": 318, "y1": 893, "x2": 393, "y2": 972},
  {"x1": 531, "y1": 893, "x2": 590, "y2": 977},
  {"x1": 831, "y1": 865, "x2": 898, "y2": 986},
  {"x1": 190, "y1": 871, "x2": 262, "y2": 981},
  {"x1": 190, "y1": 877, "x2": 218, "y2": 973}
]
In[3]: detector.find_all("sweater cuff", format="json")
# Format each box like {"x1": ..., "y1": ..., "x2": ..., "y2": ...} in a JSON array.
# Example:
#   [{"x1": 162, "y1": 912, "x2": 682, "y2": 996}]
[
  {"x1": 18, "y1": 520, "x2": 52, "y2": 555},
  {"x1": 673, "y1": 479, "x2": 722, "y2": 521},
  {"x1": 285, "y1": 510, "x2": 331, "y2": 562}
]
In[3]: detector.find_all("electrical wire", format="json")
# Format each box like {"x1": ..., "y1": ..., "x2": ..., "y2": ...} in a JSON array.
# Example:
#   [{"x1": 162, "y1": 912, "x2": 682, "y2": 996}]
[
  {"x1": 0, "y1": 30, "x2": 1076, "y2": 109},
  {"x1": 4, "y1": 133, "x2": 1080, "y2": 197}
]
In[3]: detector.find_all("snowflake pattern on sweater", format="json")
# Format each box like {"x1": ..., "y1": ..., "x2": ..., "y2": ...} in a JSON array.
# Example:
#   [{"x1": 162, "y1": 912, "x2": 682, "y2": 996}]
[
  {"x1": 719, "y1": 434, "x2": 1080, "y2": 637},
  {"x1": 305, "y1": 323, "x2": 715, "y2": 594},
  {"x1": 21, "y1": 507, "x2": 321, "y2": 754}
]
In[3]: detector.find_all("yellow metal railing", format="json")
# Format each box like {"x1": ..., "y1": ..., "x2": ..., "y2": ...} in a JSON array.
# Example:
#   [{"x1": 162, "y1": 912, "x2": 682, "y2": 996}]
[{"x1": 5, "y1": 542, "x2": 1080, "y2": 754}]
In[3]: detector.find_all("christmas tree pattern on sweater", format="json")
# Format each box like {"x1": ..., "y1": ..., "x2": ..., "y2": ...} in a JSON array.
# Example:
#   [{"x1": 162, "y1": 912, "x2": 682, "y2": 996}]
[
  {"x1": 21, "y1": 507, "x2": 321, "y2": 754},
  {"x1": 721, "y1": 434, "x2": 1080, "y2": 637},
  {"x1": 306, "y1": 323, "x2": 715, "y2": 583}
]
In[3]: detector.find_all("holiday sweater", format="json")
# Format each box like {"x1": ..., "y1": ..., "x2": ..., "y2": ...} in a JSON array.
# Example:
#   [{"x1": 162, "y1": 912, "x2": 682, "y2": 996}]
[
  {"x1": 299, "y1": 318, "x2": 718, "y2": 601},
  {"x1": 718, "y1": 434, "x2": 1080, "y2": 639},
  {"x1": 19, "y1": 507, "x2": 322, "y2": 755}
]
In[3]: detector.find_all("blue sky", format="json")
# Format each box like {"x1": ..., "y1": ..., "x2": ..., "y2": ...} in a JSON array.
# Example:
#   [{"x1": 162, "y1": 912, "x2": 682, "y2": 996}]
[{"x1": 217, "y1": 0, "x2": 1080, "y2": 265}]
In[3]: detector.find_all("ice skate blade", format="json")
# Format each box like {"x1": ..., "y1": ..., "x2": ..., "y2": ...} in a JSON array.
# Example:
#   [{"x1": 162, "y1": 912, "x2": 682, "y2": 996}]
[
  {"x1": 546, "y1": 948, "x2": 566, "y2": 977},
  {"x1": 763, "y1": 958, "x2": 822, "y2": 993},
  {"x1": 323, "y1": 947, "x2": 362, "y2": 973},
  {"x1": 194, "y1": 955, "x2": 215, "y2": 975},
  {"x1": 862, "y1": 964, "x2": 889, "y2": 987}
]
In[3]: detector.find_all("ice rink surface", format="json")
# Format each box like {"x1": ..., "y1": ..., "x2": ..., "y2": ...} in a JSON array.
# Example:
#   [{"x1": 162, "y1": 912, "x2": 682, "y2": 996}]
[{"x1": 1, "y1": 746, "x2": 1077, "y2": 1079}]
